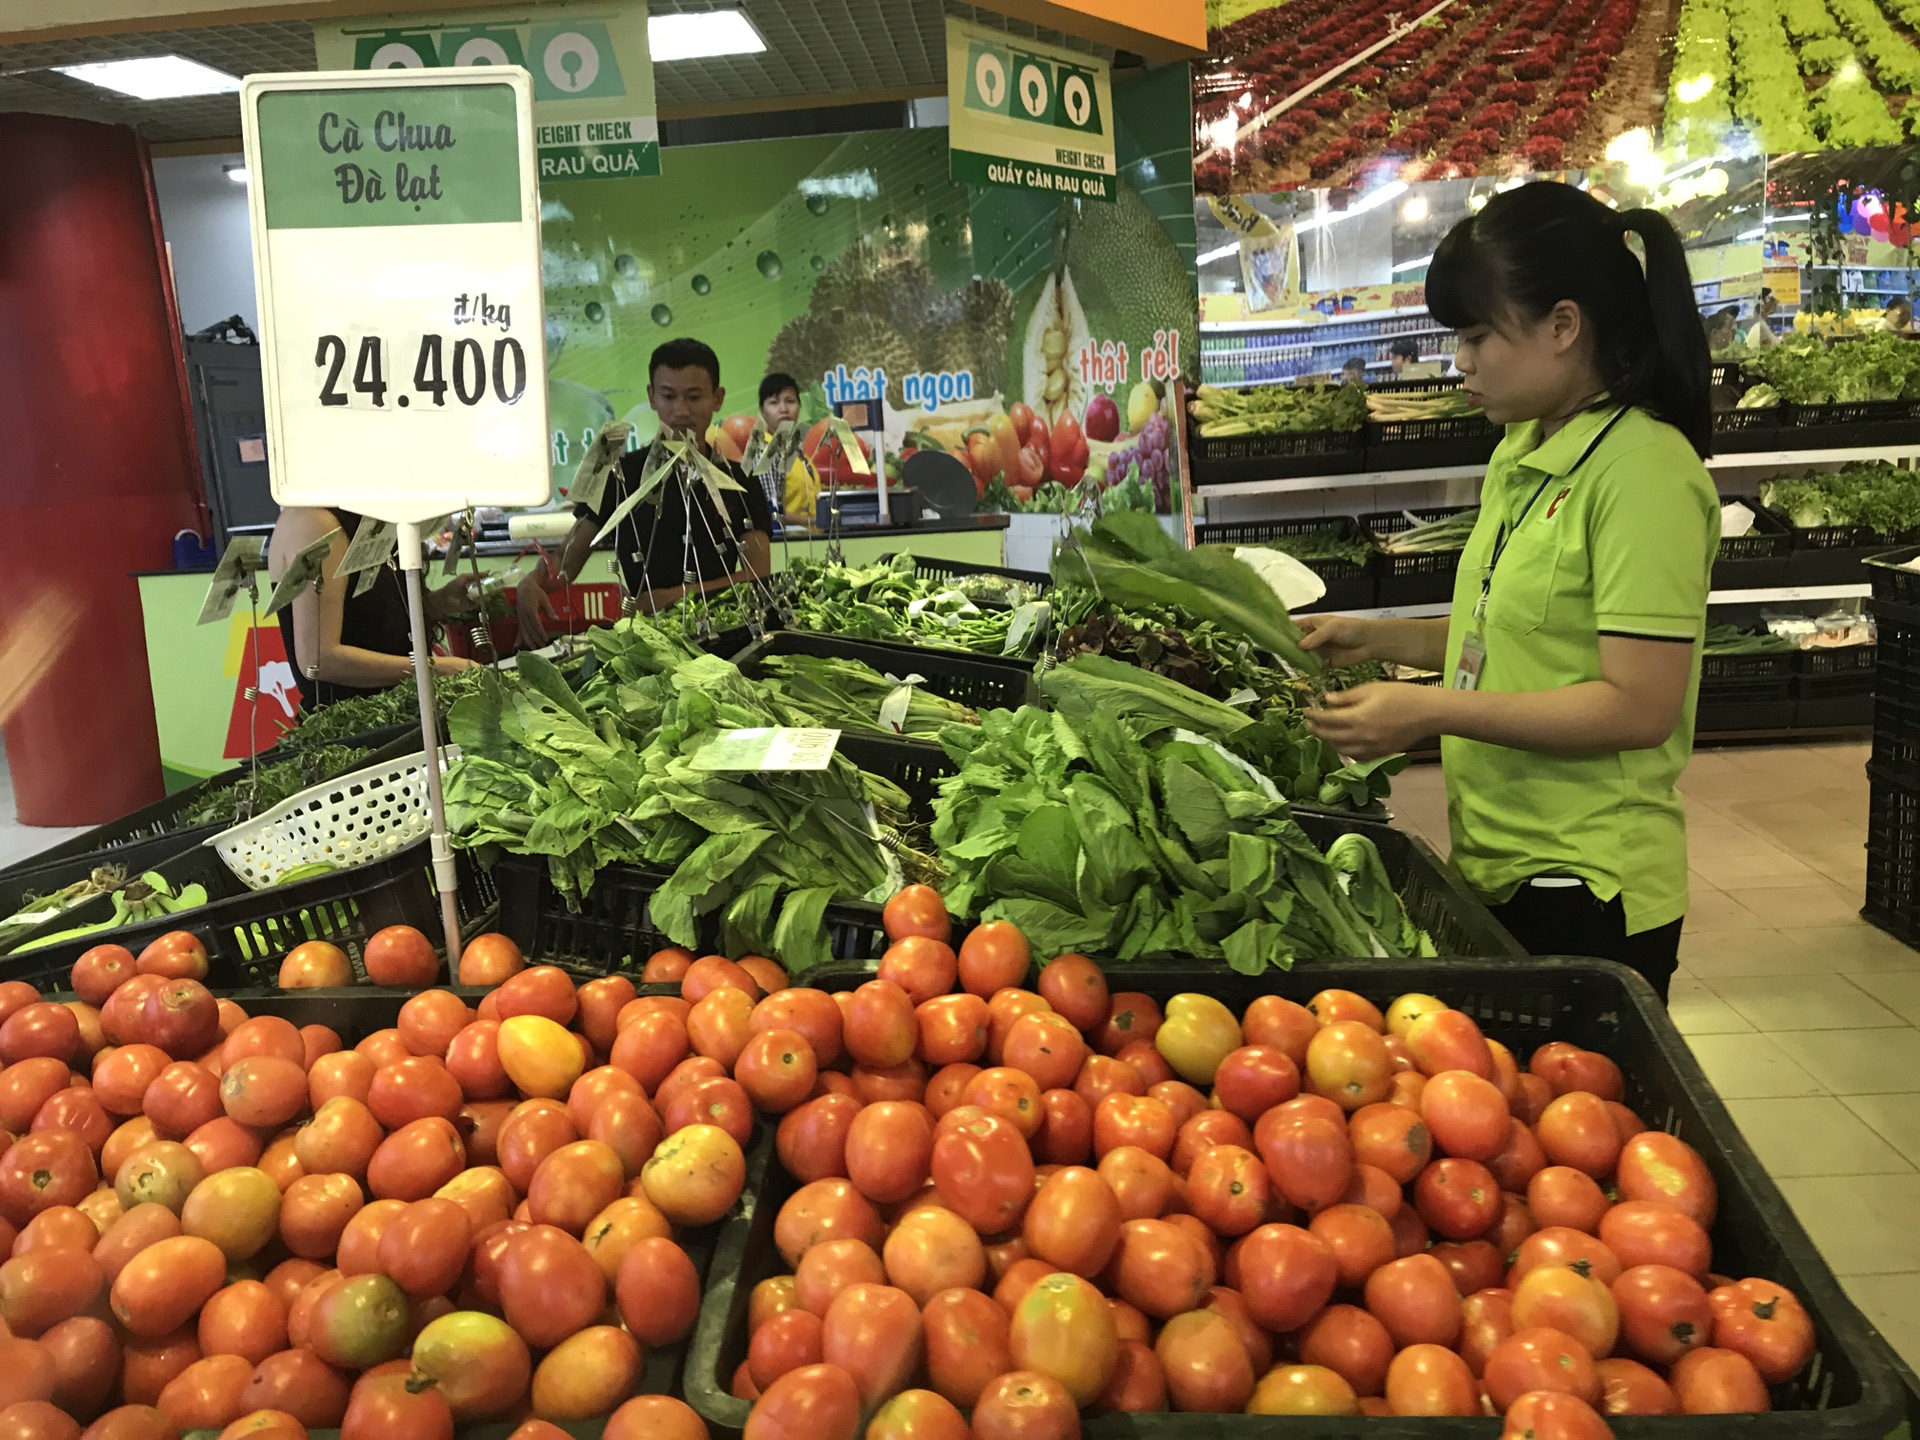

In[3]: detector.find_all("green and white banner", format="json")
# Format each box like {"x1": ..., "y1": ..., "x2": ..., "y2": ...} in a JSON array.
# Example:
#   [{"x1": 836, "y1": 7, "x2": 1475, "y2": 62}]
[
  {"x1": 315, "y1": 1, "x2": 658, "y2": 181},
  {"x1": 946, "y1": 15, "x2": 1115, "y2": 204}
]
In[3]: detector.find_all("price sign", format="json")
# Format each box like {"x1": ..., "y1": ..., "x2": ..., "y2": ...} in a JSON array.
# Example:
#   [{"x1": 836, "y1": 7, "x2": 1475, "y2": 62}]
[
  {"x1": 691, "y1": 728, "x2": 842, "y2": 772},
  {"x1": 241, "y1": 69, "x2": 550, "y2": 525}
]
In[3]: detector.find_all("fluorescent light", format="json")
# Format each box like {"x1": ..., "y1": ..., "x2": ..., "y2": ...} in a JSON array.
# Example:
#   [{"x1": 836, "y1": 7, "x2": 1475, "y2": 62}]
[
  {"x1": 56, "y1": 55, "x2": 239, "y2": 100},
  {"x1": 1400, "y1": 194, "x2": 1430, "y2": 224},
  {"x1": 1198, "y1": 242, "x2": 1240, "y2": 266},
  {"x1": 1392, "y1": 254, "x2": 1433, "y2": 272},
  {"x1": 1736, "y1": 226, "x2": 1764, "y2": 240},
  {"x1": 648, "y1": 10, "x2": 765, "y2": 62},
  {"x1": 224, "y1": 164, "x2": 249, "y2": 185},
  {"x1": 1297, "y1": 180, "x2": 1408, "y2": 234}
]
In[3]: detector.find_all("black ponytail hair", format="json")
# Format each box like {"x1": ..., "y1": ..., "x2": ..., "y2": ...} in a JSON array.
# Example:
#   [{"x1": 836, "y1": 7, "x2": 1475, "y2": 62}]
[{"x1": 1426, "y1": 182, "x2": 1712, "y2": 458}]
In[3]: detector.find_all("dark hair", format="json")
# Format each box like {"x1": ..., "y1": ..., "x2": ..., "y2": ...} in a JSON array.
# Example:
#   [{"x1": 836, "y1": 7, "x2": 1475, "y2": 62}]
[
  {"x1": 1341, "y1": 355, "x2": 1366, "y2": 372},
  {"x1": 1387, "y1": 337, "x2": 1422, "y2": 360},
  {"x1": 759, "y1": 372, "x2": 800, "y2": 406},
  {"x1": 650, "y1": 338, "x2": 721, "y2": 388},
  {"x1": 1426, "y1": 182, "x2": 1711, "y2": 458}
]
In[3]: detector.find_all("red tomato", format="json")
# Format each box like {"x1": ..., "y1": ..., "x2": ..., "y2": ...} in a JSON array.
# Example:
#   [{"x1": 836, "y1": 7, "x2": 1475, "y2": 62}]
[
  {"x1": 1526, "y1": 1165, "x2": 1608, "y2": 1238},
  {"x1": 1513, "y1": 1262, "x2": 1620, "y2": 1359},
  {"x1": 1405, "y1": 1008, "x2": 1493, "y2": 1078},
  {"x1": 1002, "y1": 1012, "x2": 1086, "y2": 1092},
  {"x1": 1308, "y1": 990, "x2": 1385, "y2": 1030},
  {"x1": 1594, "y1": 1355, "x2": 1680, "y2": 1415},
  {"x1": 1487, "y1": 1119, "x2": 1550, "y2": 1193},
  {"x1": 922, "y1": 1286, "x2": 1014, "y2": 1409},
  {"x1": 1709, "y1": 1276, "x2": 1816, "y2": 1383},
  {"x1": 1231, "y1": 1223, "x2": 1335, "y2": 1332},
  {"x1": 1036, "y1": 954, "x2": 1108, "y2": 1032},
  {"x1": 1210, "y1": 1046, "x2": 1299, "y2": 1123},
  {"x1": 1349, "y1": 1102, "x2": 1433, "y2": 1184},
  {"x1": 1095, "y1": 994, "x2": 1162, "y2": 1056},
  {"x1": 1073, "y1": 1055, "x2": 1145, "y2": 1111},
  {"x1": 749, "y1": 1308, "x2": 825, "y2": 1390},
  {"x1": 362, "y1": 926, "x2": 438, "y2": 987},
  {"x1": 821, "y1": 1283, "x2": 923, "y2": 1412},
  {"x1": 743, "y1": 1362, "x2": 861, "y2": 1440},
  {"x1": 137, "y1": 932, "x2": 209, "y2": 981},
  {"x1": 1305, "y1": 1022, "x2": 1390, "y2": 1110},
  {"x1": 774, "y1": 1180, "x2": 883, "y2": 1268},
  {"x1": 1256, "y1": 1110, "x2": 1351, "y2": 1212},
  {"x1": 844, "y1": 982, "x2": 916, "y2": 1069},
  {"x1": 929, "y1": 1110, "x2": 1032, "y2": 1235},
  {"x1": 1429, "y1": 1239, "x2": 1504, "y2": 1296},
  {"x1": 1187, "y1": 1145, "x2": 1272, "y2": 1239},
  {"x1": 1669, "y1": 1346, "x2": 1771, "y2": 1413},
  {"x1": 1246, "y1": 1362, "x2": 1360, "y2": 1416},
  {"x1": 969, "y1": 1369, "x2": 1079, "y2": 1440},
  {"x1": 1154, "y1": 1307, "x2": 1253, "y2": 1413},
  {"x1": 1615, "y1": 1132, "x2": 1717, "y2": 1227},
  {"x1": 955, "y1": 922, "x2": 1030, "y2": 996},
  {"x1": 1600, "y1": 1200, "x2": 1711, "y2": 1277},
  {"x1": 1365, "y1": 1252, "x2": 1462, "y2": 1348},
  {"x1": 1305, "y1": 1203, "x2": 1392, "y2": 1289},
  {"x1": 1023, "y1": 1165, "x2": 1121, "y2": 1276},
  {"x1": 494, "y1": 1226, "x2": 606, "y2": 1350},
  {"x1": 877, "y1": 938, "x2": 957, "y2": 1009},
  {"x1": 1297, "y1": 1303, "x2": 1393, "y2": 1398},
  {"x1": 1484, "y1": 1326, "x2": 1600, "y2": 1409},
  {"x1": 1420, "y1": 1069, "x2": 1511, "y2": 1160},
  {"x1": 1511, "y1": 1226, "x2": 1623, "y2": 1287},
  {"x1": 882, "y1": 885, "x2": 950, "y2": 944},
  {"x1": 1384, "y1": 1343, "x2": 1478, "y2": 1416},
  {"x1": 1032, "y1": 1088, "x2": 1092, "y2": 1165},
  {"x1": 1536, "y1": 1092, "x2": 1622, "y2": 1178},
  {"x1": 1609, "y1": 1263, "x2": 1712, "y2": 1366},
  {"x1": 1499, "y1": 1391, "x2": 1615, "y2": 1440},
  {"x1": 1008, "y1": 1272, "x2": 1117, "y2": 1406},
  {"x1": 1413, "y1": 1157, "x2": 1501, "y2": 1240},
  {"x1": 751, "y1": 989, "x2": 842, "y2": 1069},
  {"x1": 884, "y1": 1207, "x2": 986, "y2": 1306},
  {"x1": 843, "y1": 1102, "x2": 933, "y2": 1206}
]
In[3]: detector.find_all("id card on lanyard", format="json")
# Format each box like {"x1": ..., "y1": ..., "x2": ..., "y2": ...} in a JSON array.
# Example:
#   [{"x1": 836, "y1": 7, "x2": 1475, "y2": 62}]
[{"x1": 1452, "y1": 407, "x2": 1627, "y2": 691}]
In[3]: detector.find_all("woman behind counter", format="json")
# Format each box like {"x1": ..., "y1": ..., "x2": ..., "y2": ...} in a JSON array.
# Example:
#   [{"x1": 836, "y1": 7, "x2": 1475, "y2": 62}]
[{"x1": 268, "y1": 506, "x2": 479, "y2": 711}]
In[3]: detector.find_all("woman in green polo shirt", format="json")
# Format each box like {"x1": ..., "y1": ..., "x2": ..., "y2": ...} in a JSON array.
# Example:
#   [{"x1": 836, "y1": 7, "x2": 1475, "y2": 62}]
[{"x1": 1301, "y1": 182, "x2": 1715, "y2": 1000}]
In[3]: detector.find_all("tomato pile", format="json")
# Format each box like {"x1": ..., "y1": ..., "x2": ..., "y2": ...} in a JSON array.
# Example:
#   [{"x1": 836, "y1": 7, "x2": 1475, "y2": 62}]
[
  {"x1": 702, "y1": 886, "x2": 1819, "y2": 1440},
  {"x1": 0, "y1": 926, "x2": 720, "y2": 1439}
]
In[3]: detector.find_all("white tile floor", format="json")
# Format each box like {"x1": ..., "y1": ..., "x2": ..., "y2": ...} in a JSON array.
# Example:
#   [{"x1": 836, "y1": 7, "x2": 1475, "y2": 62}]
[{"x1": 1392, "y1": 741, "x2": 1920, "y2": 1373}]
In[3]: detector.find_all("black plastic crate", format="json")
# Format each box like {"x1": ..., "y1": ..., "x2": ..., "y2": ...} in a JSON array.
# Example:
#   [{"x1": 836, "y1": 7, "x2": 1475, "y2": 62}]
[
  {"x1": 732, "y1": 629, "x2": 1039, "y2": 716},
  {"x1": 1189, "y1": 422, "x2": 1364, "y2": 486},
  {"x1": 1867, "y1": 546, "x2": 1920, "y2": 610},
  {"x1": 1768, "y1": 514, "x2": 1920, "y2": 588},
  {"x1": 1871, "y1": 696, "x2": 1920, "y2": 775},
  {"x1": 0, "y1": 828, "x2": 225, "y2": 948},
  {"x1": 1875, "y1": 612, "x2": 1920, "y2": 718},
  {"x1": 1713, "y1": 500, "x2": 1794, "y2": 589},
  {"x1": 684, "y1": 958, "x2": 1910, "y2": 1440},
  {"x1": 1363, "y1": 504, "x2": 1478, "y2": 608},
  {"x1": 1695, "y1": 647, "x2": 1799, "y2": 733},
  {"x1": 780, "y1": 809, "x2": 1522, "y2": 968},
  {"x1": 3, "y1": 838, "x2": 498, "y2": 992},
  {"x1": 0, "y1": 728, "x2": 424, "y2": 885},
  {"x1": 877, "y1": 552, "x2": 1052, "y2": 598},
  {"x1": 1786, "y1": 397, "x2": 1920, "y2": 447},
  {"x1": 1192, "y1": 515, "x2": 1377, "y2": 612},
  {"x1": 1363, "y1": 379, "x2": 1501, "y2": 470},
  {"x1": 1712, "y1": 404, "x2": 1787, "y2": 454},
  {"x1": 1866, "y1": 764, "x2": 1920, "y2": 946},
  {"x1": 1795, "y1": 644, "x2": 1878, "y2": 730}
]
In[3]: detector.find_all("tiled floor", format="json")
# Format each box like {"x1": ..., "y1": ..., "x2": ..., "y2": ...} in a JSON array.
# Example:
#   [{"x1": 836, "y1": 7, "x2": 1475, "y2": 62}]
[{"x1": 1391, "y1": 740, "x2": 1920, "y2": 1375}]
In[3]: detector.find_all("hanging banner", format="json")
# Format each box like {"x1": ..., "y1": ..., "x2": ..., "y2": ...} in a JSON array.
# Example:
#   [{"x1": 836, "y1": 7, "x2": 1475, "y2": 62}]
[
  {"x1": 241, "y1": 69, "x2": 551, "y2": 523},
  {"x1": 315, "y1": 1, "x2": 659, "y2": 181},
  {"x1": 946, "y1": 15, "x2": 1115, "y2": 203},
  {"x1": 1205, "y1": 195, "x2": 1300, "y2": 312}
]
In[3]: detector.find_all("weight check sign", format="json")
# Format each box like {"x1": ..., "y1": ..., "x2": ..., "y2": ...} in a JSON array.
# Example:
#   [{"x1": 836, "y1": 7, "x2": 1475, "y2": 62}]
[{"x1": 945, "y1": 15, "x2": 1115, "y2": 204}]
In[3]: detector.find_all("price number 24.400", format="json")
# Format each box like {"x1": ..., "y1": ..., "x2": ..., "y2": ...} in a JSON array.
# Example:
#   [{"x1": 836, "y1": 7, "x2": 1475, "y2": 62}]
[{"x1": 314, "y1": 333, "x2": 528, "y2": 410}]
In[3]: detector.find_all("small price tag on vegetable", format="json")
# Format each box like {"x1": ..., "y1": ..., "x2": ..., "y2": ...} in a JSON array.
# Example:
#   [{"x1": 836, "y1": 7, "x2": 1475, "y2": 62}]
[{"x1": 691, "y1": 727, "x2": 841, "y2": 772}]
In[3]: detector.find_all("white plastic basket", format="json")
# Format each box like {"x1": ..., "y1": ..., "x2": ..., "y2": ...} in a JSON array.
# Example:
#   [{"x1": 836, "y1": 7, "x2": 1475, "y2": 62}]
[{"x1": 208, "y1": 746, "x2": 462, "y2": 891}]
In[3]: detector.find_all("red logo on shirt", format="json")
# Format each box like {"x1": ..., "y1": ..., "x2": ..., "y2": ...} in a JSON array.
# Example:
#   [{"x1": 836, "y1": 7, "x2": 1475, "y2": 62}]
[{"x1": 1545, "y1": 486, "x2": 1573, "y2": 519}]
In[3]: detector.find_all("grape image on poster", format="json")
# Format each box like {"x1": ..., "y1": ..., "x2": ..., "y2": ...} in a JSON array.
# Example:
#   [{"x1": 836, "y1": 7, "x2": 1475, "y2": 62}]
[{"x1": 538, "y1": 66, "x2": 1198, "y2": 514}]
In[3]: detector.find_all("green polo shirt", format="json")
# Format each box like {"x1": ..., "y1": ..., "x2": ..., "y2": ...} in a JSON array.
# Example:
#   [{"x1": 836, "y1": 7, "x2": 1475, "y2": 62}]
[{"x1": 1441, "y1": 404, "x2": 1719, "y2": 934}]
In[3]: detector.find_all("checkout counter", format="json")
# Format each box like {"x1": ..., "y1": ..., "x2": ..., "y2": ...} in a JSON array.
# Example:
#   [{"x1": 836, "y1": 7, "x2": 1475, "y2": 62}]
[{"x1": 135, "y1": 514, "x2": 1010, "y2": 790}]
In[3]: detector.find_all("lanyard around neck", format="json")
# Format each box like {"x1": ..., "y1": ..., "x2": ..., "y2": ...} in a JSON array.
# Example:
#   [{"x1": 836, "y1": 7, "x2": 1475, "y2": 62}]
[{"x1": 1479, "y1": 405, "x2": 1627, "y2": 615}]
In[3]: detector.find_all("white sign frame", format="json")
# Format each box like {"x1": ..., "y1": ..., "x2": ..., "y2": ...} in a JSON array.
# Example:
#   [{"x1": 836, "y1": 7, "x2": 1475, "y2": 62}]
[{"x1": 240, "y1": 67, "x2": 551, "y2": 526}]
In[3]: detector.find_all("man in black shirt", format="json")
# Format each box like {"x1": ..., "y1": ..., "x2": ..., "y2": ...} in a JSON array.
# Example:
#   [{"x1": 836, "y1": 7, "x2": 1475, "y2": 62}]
[{"x1": 517, "y1": 338, "x2": 773, "y2": 646}]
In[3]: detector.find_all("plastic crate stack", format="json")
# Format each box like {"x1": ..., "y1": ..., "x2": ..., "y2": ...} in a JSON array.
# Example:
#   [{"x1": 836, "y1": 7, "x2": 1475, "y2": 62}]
[{"x1": 1864, "y1": 552, "x2": 1920, "y2": 944}]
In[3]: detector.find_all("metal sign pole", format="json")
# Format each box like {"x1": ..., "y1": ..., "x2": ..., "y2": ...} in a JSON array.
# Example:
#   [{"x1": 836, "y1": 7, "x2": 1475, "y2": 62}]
[{"x1": 397, "y1": 521, "x2": 461, "y2": 964}]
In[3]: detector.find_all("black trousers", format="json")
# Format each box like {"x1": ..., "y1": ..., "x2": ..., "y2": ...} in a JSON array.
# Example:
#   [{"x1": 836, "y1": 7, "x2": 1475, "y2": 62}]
[{"x1": 1488, "y1": 879, "x2": 1683, "y2": 1002}]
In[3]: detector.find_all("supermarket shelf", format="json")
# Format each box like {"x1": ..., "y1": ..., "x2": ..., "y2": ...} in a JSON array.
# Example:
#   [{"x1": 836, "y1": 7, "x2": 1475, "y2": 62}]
[
  {"x1": 1201, "y1": 305, "x2": 1434, "y2": 330},
  {"x1": 1329, "y1": 583, "x2": 1871, "y2": 620},
  {"x1": 1196, "y1": 443, "x2": 1920, "y2": 498}
]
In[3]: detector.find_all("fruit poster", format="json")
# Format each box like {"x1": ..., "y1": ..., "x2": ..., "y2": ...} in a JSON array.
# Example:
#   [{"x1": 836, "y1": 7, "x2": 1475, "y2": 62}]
[
  {"x1": 538, "y1": 65, "x2": 1198, "y2": 514},
  {"x1": 1194, "y1": 0, "x2": 1920, "y2": 194}
]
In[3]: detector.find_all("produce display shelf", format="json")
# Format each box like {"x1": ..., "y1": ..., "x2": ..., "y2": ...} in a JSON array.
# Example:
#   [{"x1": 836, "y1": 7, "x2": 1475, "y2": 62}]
[
  {"x1": 1715, "y1": 501, "x2": 1794, "y2": 590},
  {"x1": 0, "y1": 727, "x2": 425, "y2": 887},
  {"x1": 1362, "y1": 377, "x2": 1502, "y2": 471},
  {"x1": 1796, "y1": 644, "x2": 1878, "y2": 730},
  {"x1": 1866, "y1": 547, "x2": 1920, "y2": 611},
  {"x1": 1192, "y1": 514, "x2": 1377, "y2": 611},
  {"x1": 0, "y1": 835, "x2": 497, "y2": 991},
  {"x1": 1189, "y1": 424, "x2": 1365, "y2": 487},
  {"x1": 199, "y1": 986, "x2": 765, "y2": 1428},
  {"x1": 1698, "y1": 649, "x2": 1799, "y2": 733},
  {"x1": 876, "y1": 552, "x2": 1053, "y2": 597},
  {"x1": 684, "y1": 958, "x2": 1909, "y2": 1440},
  {"x1": 731, "y1": 629, "x2": 1040, "y2": 716}
]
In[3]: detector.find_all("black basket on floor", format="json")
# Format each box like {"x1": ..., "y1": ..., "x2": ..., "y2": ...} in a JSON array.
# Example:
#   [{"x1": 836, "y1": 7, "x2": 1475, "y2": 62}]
[
  {"x1": 1363, "y1": 504, "x2": 1477, "y2": 608},
  {"x1": 1865, "y1": 763, "x2": 1920, "y2": 946},
  {"x1": 1694, "y1": 647, "x2": 1799, "y2": 733},
  {"x1": 1796, "y1": 644, "x2": 1878, "y2": 729},
  {"x1": 0, "y1": 729, "x2": 424, "y2": 886},
  {"x1": 1189, "y1": 423, "x2": 1364, "y2": 486},
  {"x1": 1714, "y1": 501, "x2": 1794, "y2": 589},
  {"x1": 778, "y1": 809, "x2": 1522, "y2": 969},
  {"x1": 2, "y1": 838, "x2": 497, "y2": 992},
  {"x1": 1363, "y1": 378, "x2": 1501, "y2": 470},
  {"x1": 731, "y1": 629, "x2": 1039, "y2": 716},
  {"x1": 683, "y1": 958, "x2": 1911, "y2": 1440},
  {"x1": 877, "y1": 553, "x2": 1051, "y2": 599},
  {"x1": 1192, "y1": 516, "x2": 1377, "y2": 611}
]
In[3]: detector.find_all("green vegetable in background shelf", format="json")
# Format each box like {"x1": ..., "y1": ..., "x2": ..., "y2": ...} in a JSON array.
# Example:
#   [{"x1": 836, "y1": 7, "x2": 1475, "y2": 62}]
[
  {"x1": 1760, "y1": 462, "x2": 1920, "y2": 534},
  {"x1": 1190, "y1": 382, "x2": 1366, "y2": 436},
  {"x1": 757, "y1": 653, "x2": 980, "y2": 740}
]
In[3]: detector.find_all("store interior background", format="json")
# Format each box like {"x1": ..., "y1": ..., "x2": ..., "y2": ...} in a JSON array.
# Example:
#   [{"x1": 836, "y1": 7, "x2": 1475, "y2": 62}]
[{"x1": 3, "y1": 0, "x2": 1920, "y2": 1387}]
